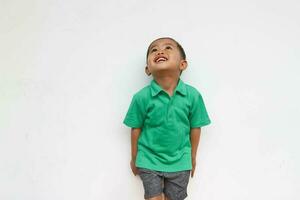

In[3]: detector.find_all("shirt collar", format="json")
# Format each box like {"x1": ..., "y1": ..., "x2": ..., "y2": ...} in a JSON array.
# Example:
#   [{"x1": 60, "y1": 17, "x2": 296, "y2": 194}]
[{"x1": 150, "y1": 79, "x2": 187, "y2": 97}]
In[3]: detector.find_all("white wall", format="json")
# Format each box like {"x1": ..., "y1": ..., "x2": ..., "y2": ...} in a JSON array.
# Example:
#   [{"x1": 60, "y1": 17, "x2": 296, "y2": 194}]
[{"x1": 1, "y1": 0, "x2": 299, "y2": 199}]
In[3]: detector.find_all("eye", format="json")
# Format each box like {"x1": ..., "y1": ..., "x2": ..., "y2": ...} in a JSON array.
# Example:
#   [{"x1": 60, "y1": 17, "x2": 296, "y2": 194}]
[
  {"x1": 150, "y1": 48, "x2": 157, "y2": 53},
  {"x1": 165, "y1": 46, "x2": 172, "y2": 50}
]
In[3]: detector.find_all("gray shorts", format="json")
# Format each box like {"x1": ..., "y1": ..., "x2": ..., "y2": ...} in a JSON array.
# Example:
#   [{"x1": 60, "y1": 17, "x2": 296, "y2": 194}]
[{"x1": 138, "y1": 167, "x2": 191, "y2": 200}]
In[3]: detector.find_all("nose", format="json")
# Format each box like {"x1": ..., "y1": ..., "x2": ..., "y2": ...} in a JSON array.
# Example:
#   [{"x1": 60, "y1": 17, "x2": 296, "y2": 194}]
[{"x1": 156, "y1": 49, "x2": 164, "y2": 55}]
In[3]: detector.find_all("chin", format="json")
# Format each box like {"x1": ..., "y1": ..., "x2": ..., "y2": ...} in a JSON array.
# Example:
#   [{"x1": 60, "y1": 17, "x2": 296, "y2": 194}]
[{"x1": 153, "y1": 67, "x2": 171, "y2": 72}]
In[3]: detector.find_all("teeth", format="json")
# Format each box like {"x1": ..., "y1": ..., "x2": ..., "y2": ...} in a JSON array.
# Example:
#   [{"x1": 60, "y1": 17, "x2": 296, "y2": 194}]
[{"x1": 156, "y1": 57, "x2": 167, "y2": 62}]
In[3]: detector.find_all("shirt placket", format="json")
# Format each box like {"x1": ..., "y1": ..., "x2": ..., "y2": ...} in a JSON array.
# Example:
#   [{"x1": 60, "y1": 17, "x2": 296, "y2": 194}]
[{"x1": 166, "y1": 94, "x2": 174, "y2": 122}]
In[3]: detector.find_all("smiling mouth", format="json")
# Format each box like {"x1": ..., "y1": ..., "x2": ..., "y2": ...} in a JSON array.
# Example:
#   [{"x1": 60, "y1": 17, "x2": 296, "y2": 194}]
[{"x1": 154, "y1": 56, "x2": 168, "y2": 63}]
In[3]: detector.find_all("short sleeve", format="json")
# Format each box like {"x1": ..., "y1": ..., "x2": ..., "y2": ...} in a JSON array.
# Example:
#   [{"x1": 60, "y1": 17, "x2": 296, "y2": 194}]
[
  {"x1": 189, "y1": 92, "x2": 211, "y2": 128},
  {"x1": 123, "y1": 95, "x2": 145, "y2": 128}
]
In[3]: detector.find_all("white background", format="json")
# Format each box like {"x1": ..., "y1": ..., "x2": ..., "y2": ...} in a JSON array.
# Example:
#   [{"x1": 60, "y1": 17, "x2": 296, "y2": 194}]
[{"x1": 0, "y1": 0, "x2": 299, "y2": 199}]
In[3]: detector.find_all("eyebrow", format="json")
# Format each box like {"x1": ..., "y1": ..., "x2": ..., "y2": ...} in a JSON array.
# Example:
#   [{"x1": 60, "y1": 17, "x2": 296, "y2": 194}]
[{"x1": 149, "y1": 42, "x2": 176, "y2": 51}]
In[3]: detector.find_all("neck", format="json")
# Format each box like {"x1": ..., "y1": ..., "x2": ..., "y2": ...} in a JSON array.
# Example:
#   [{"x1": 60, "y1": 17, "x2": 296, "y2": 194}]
[{"x1": 154, "y1": 75, "x2": 180, "y2": 97}]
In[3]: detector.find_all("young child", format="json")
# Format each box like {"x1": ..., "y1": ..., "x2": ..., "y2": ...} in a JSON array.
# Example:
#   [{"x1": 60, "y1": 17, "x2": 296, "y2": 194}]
[{"x1": 123, "y1": 37, "x2": 211, "y2": 200}]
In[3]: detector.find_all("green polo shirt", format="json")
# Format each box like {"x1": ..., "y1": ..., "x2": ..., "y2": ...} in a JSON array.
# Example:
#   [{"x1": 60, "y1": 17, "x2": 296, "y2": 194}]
[{"x1": 123, "y1": 79, "x2": 211, "y2": 172}]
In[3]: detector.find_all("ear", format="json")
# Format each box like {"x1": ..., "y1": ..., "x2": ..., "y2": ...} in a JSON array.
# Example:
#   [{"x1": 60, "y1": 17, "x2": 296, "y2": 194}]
[
  {"x1": 179, "y1": 60, "x2": 188, "y2": 71},
  {"x1": 145, "y1": 66, "x2": 151, "y2": 76}
]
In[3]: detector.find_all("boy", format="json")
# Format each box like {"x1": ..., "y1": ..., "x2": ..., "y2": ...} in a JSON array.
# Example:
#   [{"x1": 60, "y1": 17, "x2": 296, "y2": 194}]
[{"x1": 123, "y1": 37, "x2": 211, "y2": 200}]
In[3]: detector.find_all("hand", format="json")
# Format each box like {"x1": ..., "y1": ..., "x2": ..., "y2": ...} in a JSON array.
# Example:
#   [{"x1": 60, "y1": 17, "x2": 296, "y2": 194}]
[
  {"x1": 191, "y1": 158, "x2": 196, "y2": 178},
  {"x1": 130, "y1": 160, "x2": 139, "y2": 176}
]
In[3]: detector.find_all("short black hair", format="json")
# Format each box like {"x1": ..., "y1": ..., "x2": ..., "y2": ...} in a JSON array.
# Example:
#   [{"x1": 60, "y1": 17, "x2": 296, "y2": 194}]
[{"x1": 146, "y1": 37, "x2": 186, "y2": 62}]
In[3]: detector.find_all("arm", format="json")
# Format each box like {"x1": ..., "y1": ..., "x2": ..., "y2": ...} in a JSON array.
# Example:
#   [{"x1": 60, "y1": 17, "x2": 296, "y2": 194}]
[
  {"x1": 130, "y1": 128, "x2": 141, "y2": 176},
  {"x1": 190, "y1": 127, "x2": 201, "y2": 177}
]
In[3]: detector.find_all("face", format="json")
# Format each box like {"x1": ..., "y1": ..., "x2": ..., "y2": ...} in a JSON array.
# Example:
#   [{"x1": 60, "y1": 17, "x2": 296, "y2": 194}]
[{"x1": 146, "y1": 38, "x2": 187, "y2": 76}]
